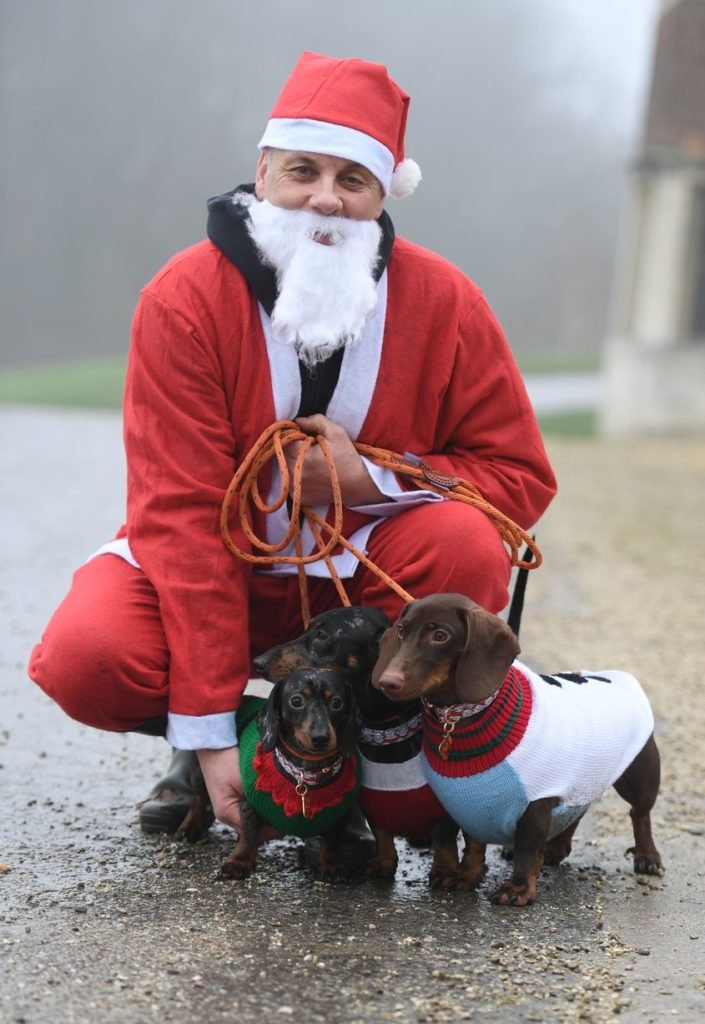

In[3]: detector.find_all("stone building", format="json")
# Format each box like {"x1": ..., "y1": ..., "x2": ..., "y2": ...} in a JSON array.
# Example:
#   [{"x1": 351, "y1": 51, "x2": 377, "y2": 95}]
[{"x1": 601, "y1": 0, "x2": 705, "y2": 434}]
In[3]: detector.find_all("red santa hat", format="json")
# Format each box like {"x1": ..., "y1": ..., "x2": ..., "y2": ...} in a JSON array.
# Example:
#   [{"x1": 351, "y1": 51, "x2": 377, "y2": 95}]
[{"x1": 258, "y1": 51, "x2": 421, "y2": 199}]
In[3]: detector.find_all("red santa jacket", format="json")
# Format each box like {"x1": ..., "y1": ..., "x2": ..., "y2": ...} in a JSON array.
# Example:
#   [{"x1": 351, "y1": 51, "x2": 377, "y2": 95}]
[{"x1": 118, "y1": 229, "x2": 556, "y2": 739}]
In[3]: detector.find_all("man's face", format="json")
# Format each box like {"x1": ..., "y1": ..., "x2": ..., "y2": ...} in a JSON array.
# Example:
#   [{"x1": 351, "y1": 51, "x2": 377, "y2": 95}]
[{"x1": 255, "y1": 149, "x2": 385, "y2": 222}]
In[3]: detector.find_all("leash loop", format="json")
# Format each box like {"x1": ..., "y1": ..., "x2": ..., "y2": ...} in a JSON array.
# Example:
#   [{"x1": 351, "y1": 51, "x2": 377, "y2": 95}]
[{"x1": 220, "y1": 421, "x2": 542, "y2": 626}]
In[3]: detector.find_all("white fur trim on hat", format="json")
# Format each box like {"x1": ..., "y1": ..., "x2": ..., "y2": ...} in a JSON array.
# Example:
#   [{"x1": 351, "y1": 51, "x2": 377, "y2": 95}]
[
  {"x1": 259, "y1": 117, "x2": 395, "y2": 193},
  {"x1": 389, "y1": 158, "x2": 422, "y2": 199}
]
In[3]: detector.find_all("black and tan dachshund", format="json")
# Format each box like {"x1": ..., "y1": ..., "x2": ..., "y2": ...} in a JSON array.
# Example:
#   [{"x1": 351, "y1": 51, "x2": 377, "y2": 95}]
[
  {"x1": 373, "y1": 593, "x2": 663, "y2": 905},
  {"x1": 255, "y1": 606, "x2": 459, "y2": 885},
  {"x1": 220, "y1": 667, "x2": 361, "y2": 882}
]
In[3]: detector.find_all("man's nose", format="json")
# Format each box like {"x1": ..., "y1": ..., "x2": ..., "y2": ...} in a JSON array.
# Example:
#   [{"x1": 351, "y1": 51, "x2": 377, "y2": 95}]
[{"x1": 309, "y1": 178, "x2": 343, "y2": 215}]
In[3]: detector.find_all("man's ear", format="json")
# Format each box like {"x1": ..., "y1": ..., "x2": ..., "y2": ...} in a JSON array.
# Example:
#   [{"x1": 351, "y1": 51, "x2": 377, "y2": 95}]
[
  {"x1": 258, "y1": 682, "x2": 281, "y2": 752},
  {"x1": 454, "y1": 605, "x2": 520, "y2": 703},
  {"x1": 254, "y1": 150, "x2": 268, "y2": 201},
  {"x1": 371, "y1": 624, "x2": 401, "y2": 688}
]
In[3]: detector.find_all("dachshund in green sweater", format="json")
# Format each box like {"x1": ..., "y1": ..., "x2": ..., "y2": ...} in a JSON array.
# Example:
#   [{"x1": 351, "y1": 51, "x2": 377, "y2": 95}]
[{"x1": 220, "y1": 668, "x2": 361, "y2": 881}]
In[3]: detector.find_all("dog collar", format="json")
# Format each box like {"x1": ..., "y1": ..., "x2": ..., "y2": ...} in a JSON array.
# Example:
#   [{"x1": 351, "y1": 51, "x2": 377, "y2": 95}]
[
  {"x1": 421, "y1": 668, "x2": 532, "y2": 772},
  {"x1": 421, "y1": 693, "x2": 498, "y2": 722},
  {"x1": 421, "y1": 694, "x2": 498, "y2": 760},
  {"x1": 359, "y1": 711, "x2": 423, "y2": 747},
  {"x1": 274, "y1": 745, "x2": 344, "y2": 787}
]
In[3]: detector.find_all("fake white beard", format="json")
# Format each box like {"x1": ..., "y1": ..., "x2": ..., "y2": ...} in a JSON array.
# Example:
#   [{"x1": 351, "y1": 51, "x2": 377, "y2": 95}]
[{"x1": 245, "y1": 197, "x2": 382, "y2": 366}]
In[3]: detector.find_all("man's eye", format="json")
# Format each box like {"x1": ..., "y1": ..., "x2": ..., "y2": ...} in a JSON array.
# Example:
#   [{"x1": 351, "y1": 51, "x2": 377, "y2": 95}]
[{"x1": 289, "y1": 694, "x2": 305, "y2": 709}]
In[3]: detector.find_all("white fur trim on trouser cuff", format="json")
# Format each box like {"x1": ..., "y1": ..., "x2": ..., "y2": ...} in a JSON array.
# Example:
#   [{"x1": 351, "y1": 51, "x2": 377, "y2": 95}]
[{"x1": 167, "y1": 711, "x2": 238, "y2": 750}]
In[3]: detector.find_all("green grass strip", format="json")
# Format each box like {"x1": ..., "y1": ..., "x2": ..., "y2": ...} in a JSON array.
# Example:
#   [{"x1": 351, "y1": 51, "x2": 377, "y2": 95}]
[
  {"x1": 538, "y1": 409, "x2": 596, "y2": 436},
  {"x1": 514, "y1": 350, "x2": 601, "y2": 374},
  {"x1": 0, "y1": 358, "x2": 126, "y2": 409}
]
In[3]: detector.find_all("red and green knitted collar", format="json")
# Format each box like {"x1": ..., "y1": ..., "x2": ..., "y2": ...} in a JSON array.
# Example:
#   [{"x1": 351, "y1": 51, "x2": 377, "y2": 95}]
[
  {"x1": 422, "y1": 667, "x2": 532, "y2": 776},
  {"x1": 257, "y1": 743, "x2": 357, "y2": 820}
]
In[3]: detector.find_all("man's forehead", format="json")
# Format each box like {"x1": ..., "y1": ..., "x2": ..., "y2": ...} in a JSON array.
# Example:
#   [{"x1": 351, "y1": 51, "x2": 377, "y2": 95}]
[{"x1": 273, "y1": 149, "x2": 375, "y2": 176}]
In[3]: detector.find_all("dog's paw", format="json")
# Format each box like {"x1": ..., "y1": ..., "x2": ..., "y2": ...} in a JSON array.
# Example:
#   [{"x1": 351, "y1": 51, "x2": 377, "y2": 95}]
[
  {"x1": 491, "y1": 878, "x2": 537, "y2": 907},
  {"x1": 454, "y1": 863, "x2": 487, "y2": 892},
  {"x1": 429, "y1": 866, "x2": 464, "y2": 891},
  {"x1": 219, "y1": 856, "x2": 256, "y2": 881},
  {"x1": 318, "y1": 861, "x2": 350, "y2": 884},
  {"x1": 627, "y1": 846, "x2": 664, "y2": 876},
  {"x1": 365, "y1": 854, "x2": 398, "y2": 880},
  {"x1": 177, "y1": 819, "x2": 210, "y2": 845}
]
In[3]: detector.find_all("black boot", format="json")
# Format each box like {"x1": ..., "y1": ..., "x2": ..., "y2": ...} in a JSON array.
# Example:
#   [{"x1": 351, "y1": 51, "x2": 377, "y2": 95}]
[{"x1": 138, "y1": 748, "x2": 213, "y2": 835}]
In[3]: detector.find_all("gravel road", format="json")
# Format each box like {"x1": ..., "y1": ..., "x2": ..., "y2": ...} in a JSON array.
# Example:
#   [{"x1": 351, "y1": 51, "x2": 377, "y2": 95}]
[{"x1": 1, "y1": 407, "x2": 703, "y2": 1023}]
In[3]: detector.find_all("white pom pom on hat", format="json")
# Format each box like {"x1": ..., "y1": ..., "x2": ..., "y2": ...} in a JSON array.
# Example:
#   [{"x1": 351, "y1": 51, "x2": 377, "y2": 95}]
[
  {"x1": 258, "y1": 51, "x2": 421, "y2": 199},
  {"x1": 389, "y1": 158, "x2": 422, "y2": 199}
]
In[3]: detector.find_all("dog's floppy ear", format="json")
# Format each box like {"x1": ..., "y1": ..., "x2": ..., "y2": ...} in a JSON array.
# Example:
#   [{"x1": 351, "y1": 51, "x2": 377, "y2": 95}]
[
  {"x1": 337, "y1": 685, "x2": 362, "y2": 758},
  {"x1": 455, "y1": 603, "x2": 520, "y2": 703},
  {"x1": 371, "y1": 621, "x2": 402, "y2": 687},
  {"x1": 258, "y1": 682, "x2": 282, "y2": 753}
]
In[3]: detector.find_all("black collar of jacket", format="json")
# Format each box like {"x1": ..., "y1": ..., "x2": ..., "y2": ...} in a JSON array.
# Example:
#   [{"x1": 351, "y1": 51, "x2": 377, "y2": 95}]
[{"x1": 206, "y1": 183, "x2": 396, "y2": 316}]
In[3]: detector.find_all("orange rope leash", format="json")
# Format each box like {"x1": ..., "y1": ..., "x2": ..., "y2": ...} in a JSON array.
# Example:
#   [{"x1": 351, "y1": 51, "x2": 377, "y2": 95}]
[{"x1": 220, "y1": 420, "x2": 542, "y2": 625}]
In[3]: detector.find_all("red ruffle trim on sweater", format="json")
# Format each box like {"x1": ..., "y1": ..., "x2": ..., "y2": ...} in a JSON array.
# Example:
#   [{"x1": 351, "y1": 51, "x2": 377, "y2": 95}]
[{"x1": 253, "y1": 743, "x2": 358, "y2": 818}]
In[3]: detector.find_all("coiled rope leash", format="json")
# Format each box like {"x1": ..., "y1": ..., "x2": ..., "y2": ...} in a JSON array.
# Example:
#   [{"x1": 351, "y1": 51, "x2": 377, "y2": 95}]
[{"x1": 220, "y1": 420, "x2": 542, "y2": 626}]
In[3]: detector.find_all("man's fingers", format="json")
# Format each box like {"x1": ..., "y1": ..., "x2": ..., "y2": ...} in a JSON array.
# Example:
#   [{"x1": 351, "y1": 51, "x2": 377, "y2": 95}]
[
  {"x1": 295, "y1": 413, "x2": 332, "y2": 437},
  {"x1": 211, "y1": 795, "x2": 242, "y2": 833}
]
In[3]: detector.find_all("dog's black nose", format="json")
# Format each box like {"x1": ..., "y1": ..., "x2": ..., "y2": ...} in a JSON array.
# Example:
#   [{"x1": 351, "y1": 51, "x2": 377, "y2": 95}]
[
  {"x1": 310, "y1": 730, "x2": 330, "y2": 750},
  {"x1": 253, "y1": 653, "x2": 269, "y2": 674}
]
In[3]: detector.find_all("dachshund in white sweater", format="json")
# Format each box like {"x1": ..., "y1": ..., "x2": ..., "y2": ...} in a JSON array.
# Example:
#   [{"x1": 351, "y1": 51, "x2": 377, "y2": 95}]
[{"x1": 372, "y1": 593, "x2": 663, "y2": 905}]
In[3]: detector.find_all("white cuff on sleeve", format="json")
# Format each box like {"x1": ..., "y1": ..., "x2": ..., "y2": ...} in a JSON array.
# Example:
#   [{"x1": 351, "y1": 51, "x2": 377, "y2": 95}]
[
  {"x1": 166, "y1": 710, "x2": 238, "y2": 750},
  {"x1": 350, "y1": 458, "x2": 446, "y2": 516}
]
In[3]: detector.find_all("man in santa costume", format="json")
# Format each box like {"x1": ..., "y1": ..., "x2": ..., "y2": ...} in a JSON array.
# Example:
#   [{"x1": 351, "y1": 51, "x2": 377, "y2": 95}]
[{"x1": 28, "y1": 52, "x2": 557, "y2": 839}]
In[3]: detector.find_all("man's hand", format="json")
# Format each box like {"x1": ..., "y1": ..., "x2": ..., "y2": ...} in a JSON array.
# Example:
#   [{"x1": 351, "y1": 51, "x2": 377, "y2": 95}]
[
  {"x1": 197, "y1": 747, "x2": 244, "y2": 832},
  {"x1": 288, "y1": 414, "x2": 387, "y2": 507},
  {"x1": 197, "y1": 746, "x2": 280, "y2": 840}
]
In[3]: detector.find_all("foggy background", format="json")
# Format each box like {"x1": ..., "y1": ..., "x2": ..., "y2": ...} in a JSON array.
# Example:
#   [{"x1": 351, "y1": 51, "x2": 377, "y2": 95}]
[{"x1": 0, "y1": 0, "x2": 660, "y2": 369}]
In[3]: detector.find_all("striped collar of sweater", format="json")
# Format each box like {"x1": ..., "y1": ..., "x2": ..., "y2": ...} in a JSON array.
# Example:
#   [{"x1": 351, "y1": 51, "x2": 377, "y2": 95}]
[{"x1": 421, "y1": 666, "x2": 533, "y2": 776}]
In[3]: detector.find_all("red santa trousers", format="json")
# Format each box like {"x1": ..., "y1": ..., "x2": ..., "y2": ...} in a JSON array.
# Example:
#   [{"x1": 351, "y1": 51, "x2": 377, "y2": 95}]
[{"x1": 28, "y1": 501, "x2": 511, "y2": 733}]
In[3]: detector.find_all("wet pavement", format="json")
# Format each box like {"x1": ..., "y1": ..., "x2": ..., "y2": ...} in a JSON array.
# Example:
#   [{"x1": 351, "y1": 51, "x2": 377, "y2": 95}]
[{"x1": 1, "y1": 406, "x2": 704, "y2": 1023}]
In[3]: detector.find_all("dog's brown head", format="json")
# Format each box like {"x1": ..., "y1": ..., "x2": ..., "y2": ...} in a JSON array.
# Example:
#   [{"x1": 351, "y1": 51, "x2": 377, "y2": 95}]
[
  {"x1": 371, "y1": 593, "x2": 520, "y2": 705},
  {"x1": 258, "y1": 668, "x2": 360, "y2": 758}
]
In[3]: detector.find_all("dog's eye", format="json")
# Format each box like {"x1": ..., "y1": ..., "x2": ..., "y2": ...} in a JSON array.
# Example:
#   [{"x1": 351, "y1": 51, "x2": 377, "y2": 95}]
[
  {"x1": 289, "y1": 694, "x2": 305, "y2": 709},
  {"x1": 316, "y1": 628, "x2": 328, "y2": 641},
  {"x1": 329, "y1": 696, "x2": 344, "y2": 711},
  {"x1": 431, "y1": 629, "x2": 449, "y2": 643},
  {"x1": 396, "y1": 623, "x2": 405, "y2": 638}
]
